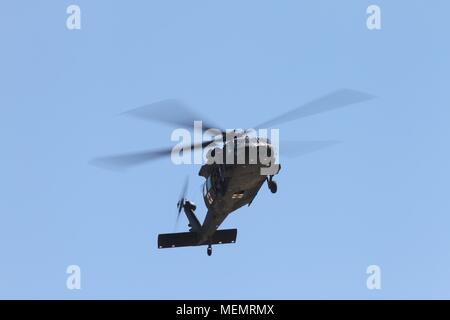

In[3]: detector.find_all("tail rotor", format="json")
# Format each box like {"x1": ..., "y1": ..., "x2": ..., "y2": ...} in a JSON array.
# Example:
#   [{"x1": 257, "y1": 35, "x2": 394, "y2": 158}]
[{"x1": 175, "y1": 176, "x2": 189, "y2": 230}]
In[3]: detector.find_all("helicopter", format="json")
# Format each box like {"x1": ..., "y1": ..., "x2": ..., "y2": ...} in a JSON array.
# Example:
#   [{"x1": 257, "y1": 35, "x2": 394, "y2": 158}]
[{"x1": 92, "y1": 89, "x2": 374, "y2": 256}]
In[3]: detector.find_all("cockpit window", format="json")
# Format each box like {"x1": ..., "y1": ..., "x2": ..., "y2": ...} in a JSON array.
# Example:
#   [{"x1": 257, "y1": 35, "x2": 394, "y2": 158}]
[
  {"x1": 203, "y1": 176, "x2": 215, "y2": 204},
  {"x1": 203, "y1": 183, "x2": 207, "y2": 197},
  {"x1": 203, "y1": 176, "x2": 213, "y2": 198},
  {"x1": 206, "y1": 176, "x2": 213, "y2": 191}
]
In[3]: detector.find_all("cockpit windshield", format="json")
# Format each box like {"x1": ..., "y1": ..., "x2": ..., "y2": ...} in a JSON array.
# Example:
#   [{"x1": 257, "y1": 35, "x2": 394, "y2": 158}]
[
  {"x1": 206, "y1": 176, "x2": 212, "y2": 191},
  {"x1": 203, "y1": 176, "x2": 213, "y2": 197}
]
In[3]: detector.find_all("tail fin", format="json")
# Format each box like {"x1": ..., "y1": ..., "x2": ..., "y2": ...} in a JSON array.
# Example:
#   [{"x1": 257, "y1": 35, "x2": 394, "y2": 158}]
[
  {"x1": 158, "y1": 229, "x2": 237, "y2": 249},
  {"x1": 183, "y1": 203, "x2": 201, "y2": 232}
]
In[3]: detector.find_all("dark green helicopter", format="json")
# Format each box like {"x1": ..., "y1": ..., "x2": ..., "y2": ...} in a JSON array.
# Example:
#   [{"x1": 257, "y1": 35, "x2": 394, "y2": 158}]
[{"x1": 93, "y1": 89, "x2": 374, "y2": 255}]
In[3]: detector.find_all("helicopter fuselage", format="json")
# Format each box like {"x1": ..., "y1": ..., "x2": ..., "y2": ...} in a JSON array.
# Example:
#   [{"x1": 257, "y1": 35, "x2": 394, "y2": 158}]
[{"x1": 197, "y1": 138, "x2": 281, "y2": 243}]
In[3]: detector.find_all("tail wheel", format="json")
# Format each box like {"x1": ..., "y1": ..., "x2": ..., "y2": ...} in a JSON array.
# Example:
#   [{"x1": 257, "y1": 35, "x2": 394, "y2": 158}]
[{"x1": 207, "y1": 245, "x2": 212, "y2": 256}]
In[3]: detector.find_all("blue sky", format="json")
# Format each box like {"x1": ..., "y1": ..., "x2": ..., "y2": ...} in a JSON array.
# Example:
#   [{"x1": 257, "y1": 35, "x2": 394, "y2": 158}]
[{"x1": 0, "y1": 1, "x2": 449, "y2": 299}]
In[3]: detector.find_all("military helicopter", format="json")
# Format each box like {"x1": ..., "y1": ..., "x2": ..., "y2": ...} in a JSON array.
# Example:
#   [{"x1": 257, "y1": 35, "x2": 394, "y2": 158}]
[{"x1": 92, "y1": 89, "x2": 374, "y2": 256}]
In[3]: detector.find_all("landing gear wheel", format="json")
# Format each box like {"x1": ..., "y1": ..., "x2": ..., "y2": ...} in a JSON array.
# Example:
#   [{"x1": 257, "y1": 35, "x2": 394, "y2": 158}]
[
  {"x1": 207, "y1": 245, "x2": 212, "y2": 256},
  {"x1": 268, "y1": 180, "x2": 277, "y2": 194}
]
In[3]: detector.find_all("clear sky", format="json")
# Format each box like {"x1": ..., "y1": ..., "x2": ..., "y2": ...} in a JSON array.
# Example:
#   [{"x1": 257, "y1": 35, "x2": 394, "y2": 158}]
[{"x1": 0, "y1": 1, "x2": 449, "y2": 299}]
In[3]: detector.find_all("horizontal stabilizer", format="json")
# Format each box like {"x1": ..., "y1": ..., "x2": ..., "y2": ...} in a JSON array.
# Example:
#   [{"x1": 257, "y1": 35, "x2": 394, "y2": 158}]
[{"x1": 158, "y1": 229, "x2": 237, "y2": 249}]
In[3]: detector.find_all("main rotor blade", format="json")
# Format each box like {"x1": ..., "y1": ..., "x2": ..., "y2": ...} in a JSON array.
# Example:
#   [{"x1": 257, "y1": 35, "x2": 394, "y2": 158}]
[
  {"x1": 90, "y1": 140, "x2": 215, "y2": 170},
  {"x1": 123, "y1": 99, "x2": 224, "y2": 135},
  {"x1": 277, "y1": 140, "x2": 341, "y2": 158},
  {"x1": 90, "y1": 147, "x2": 173, "y2": 170},
  {"x1": 255, "y1": 89, "x2": 375, "y2": 129}
]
